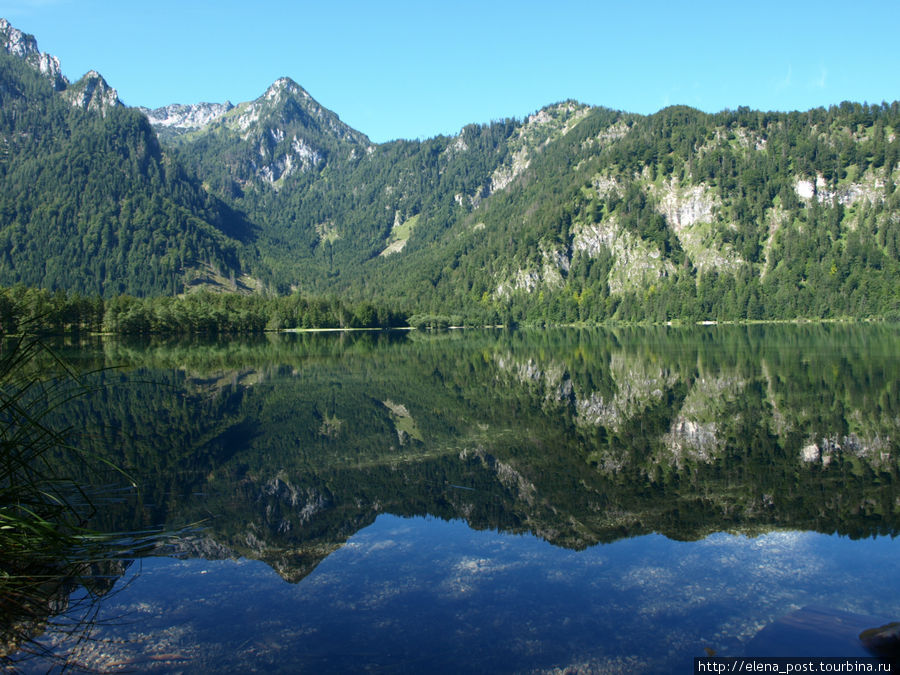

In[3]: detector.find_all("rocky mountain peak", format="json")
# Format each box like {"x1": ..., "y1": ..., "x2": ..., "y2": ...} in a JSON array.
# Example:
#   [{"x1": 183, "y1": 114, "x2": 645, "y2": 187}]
[
  {"x1": 0, "y1": 17, "x2": 37, "y2": 57},
  {"x1": 266, "y1": 76, "x2": 305, "y2": 98},
  {"x1": 63, "y1": 69, "x2": 122, "y2": 114},
  {"x1": 170, "y1": 78, "x2": 373, "y2": 187},
  {"x1": 139, "y1": 101, "x2": 234, "y2": 136},
  {"x1": 0, "y1": 17, "x2": 68, "y2": 90},
  {"x1": 210, "y1": 77, "x2": 367, "y2": 141},
  {"x1": 257, "y1": 77, "x2": 324, "y2": 123}
]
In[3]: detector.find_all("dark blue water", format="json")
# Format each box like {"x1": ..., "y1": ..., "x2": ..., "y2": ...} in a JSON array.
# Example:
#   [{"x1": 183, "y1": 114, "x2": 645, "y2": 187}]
[
  {"x1": 9, "y1": 326, "x2": 900, "y2": 672},
  {"x1": 24, "y1": 518, "x2": 897, "y2": 673}
]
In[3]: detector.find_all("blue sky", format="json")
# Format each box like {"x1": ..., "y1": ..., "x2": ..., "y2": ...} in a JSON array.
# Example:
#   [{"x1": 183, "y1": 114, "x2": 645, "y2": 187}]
[{"x1": 2, "y1": 0, "x2": 898, "y2": 143}]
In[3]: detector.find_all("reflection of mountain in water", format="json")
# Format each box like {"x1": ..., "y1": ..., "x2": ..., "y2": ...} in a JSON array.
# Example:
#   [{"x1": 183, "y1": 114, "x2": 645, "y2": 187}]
[{"x1": 52, "y1": 326, "x2": 900, "y2": 585}]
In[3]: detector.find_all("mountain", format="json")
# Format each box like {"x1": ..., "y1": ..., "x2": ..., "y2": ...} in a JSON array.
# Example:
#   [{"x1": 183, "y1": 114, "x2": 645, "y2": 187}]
[
  {"x1": 137, "y1": 101, "x2": 234, "y2": 141},
  {"x1": 368, "y1": 103, "x2": 900, "y2": 323},
  {"x1": 171, "y1": 77, "x2": 371, "y2": 187},
  {"x1": 157, "y1": 75, "x2": 530, "y2": 292},
  {"x1": 1, "y1": 18, "x2": 899, "y2": 322},
  {"x1": 165, "y1": 81, "x2": 900, "y2": 320},
  {"x1": 0, "y1": 22, "x2": 258, "y2": 296},
  {"x1": 0, "y1": 17, "x2": 66, "y2": 89},
  {"x1": 63, "y1": 69, "x2": 122, "y2": 114}
]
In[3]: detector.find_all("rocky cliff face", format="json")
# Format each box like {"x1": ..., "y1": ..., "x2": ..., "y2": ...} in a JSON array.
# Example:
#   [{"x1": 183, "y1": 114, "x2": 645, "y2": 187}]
[
  {"x1": 794, "y1": 170, "x2": 887, "y2": 207},
  {"x1": 0, "y1": 17, "x2": 67, "y2": 90},
  {"x1": 139, "y1": 101, "x2": 234, "y2": 134},
  {"x1": 63, "y1": 69, "x2": 122, "y2": 114},
  {"x1": 1, "y1": 18, "x2": 120, "y2": 113},
  {"x1": 573, "y1": 215, "x2": 676, "y2": 294},
  {"x1": 652, "y1": 178, "x2": 743, "y2": 274},
  {"x1": 170, "y1": 77, "x2": 373, "y2": 187},
  {"x1": 489, "y1": 101, "x2": 591, "y2": 194}
]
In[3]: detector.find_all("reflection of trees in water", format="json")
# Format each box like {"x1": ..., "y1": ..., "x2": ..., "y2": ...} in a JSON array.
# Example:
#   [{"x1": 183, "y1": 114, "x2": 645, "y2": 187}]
[
  {"x1": 2, "y1": 508, "x2": 188, "y2": 670},
  {"x1": 0, "y1": 335, "x2": 179, "y2": 669},
  {"x1": 2, "y1": 558, "x2": 131, "y2": 670},
  {"x1": 33, "y1": 326, "x2": 900, "y2": 590}
]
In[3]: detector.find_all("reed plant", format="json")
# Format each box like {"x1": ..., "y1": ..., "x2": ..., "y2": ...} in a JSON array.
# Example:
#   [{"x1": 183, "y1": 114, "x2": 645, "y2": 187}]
[{"x1": 0, "y1": 330, "x2": 165, "y2": 668}]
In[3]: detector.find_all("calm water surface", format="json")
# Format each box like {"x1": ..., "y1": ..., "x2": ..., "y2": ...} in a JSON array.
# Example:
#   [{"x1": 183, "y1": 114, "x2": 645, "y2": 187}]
[{"x1": 8, "y1": 326, "x2": 900, "y2": 673}]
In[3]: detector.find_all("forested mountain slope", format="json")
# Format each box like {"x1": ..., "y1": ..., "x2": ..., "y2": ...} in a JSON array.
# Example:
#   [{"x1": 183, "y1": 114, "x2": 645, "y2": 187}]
[
  {"x1": 374, "y1": 104, "x2": 900, "y2": 322},
  {"x1": 155, "y1": 69, "x2": 900, "y2": 321},
  {"x1": 164, "y1": 82, "x2": 533, "y2": 293},
  {"x1": 171, "y1": 94, "x2": 603, "y2": 298},
  {"x1": 2, "y1": 18, "x2": 899, "y2": 322},
  {"x1": 0, "y1": 26, "x2": 255, "y2": 297}
]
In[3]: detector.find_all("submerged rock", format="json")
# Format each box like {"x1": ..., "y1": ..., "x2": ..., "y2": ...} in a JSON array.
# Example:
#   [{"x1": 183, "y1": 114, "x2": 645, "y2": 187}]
[{"x1": 860, "y1": 622, "x2": 900, "y2": 659}]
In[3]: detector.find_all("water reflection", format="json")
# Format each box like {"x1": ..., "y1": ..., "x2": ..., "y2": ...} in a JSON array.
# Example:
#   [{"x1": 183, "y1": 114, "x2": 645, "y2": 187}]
[{"x1": 11, "y1": 325, "x2": 900, "y2": 670}]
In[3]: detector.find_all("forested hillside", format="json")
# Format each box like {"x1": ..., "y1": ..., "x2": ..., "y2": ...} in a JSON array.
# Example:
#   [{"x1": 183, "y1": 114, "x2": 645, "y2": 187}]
[
  {"x1": 374, "y1": 103, "x2": 900, "y2": 323},
  {"x1": 0, "y1": 48, "x2": 255, "y2": 297},
  {"x1": 2, "y1": 18, "x2": 899, "y2": 323},
  {"x1": 166, "y1": 81, "x2": 526, "y2": 293}
]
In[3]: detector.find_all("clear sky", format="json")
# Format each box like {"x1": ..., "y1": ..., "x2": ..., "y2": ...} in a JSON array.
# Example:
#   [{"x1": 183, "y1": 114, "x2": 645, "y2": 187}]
[{"x1": 2, "y1": 0, "x2": 898, "y2": 143}]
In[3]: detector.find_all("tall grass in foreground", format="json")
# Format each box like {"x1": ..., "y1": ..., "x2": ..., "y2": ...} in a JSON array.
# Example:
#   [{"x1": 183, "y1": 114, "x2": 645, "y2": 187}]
[{"x1": 0, "y1": 333, "x2": 167, "y2": 669}]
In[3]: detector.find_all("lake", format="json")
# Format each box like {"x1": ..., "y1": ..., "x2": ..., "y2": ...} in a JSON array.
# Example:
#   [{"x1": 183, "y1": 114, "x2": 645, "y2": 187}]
[{"x1": 6, "y1": 325, "x2": 900, "y2": 673}]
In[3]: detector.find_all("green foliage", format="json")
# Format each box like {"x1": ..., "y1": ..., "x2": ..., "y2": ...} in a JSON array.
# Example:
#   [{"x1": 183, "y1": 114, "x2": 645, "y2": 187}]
[
  {"x1": 407, "y1": 313, "x2": 466, "y2": 330},
  {"x1": 3, "y1": 38, "x2": 900, "y2": 324},
  {"x1": 0, "y1": 330, "x2": 170, "y2": 665},
  {"x1": 369, "y1": 102, "x2": 900, "y2": 323},
  {"x1": 0, "y1": 51, "x2": 253, "y2": 298},
  {"x1": 99, "y1": 291, "x2": 406, "y2": 334},
  {"x1": 0, "y1": 285, "x2": 103, "y2": 334},
  {"x1": 0, "y1": 284, "x2": 406, "y2": 335},
  {"x1": 39, "y1": 325, "x2": 900, "y2": 576}
]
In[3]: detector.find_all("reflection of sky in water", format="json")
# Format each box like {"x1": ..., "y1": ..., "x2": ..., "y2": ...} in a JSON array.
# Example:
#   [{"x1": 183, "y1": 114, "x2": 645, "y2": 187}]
[{"x1": 26, "y1": 517, "x2": 900, "y2": 674}]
